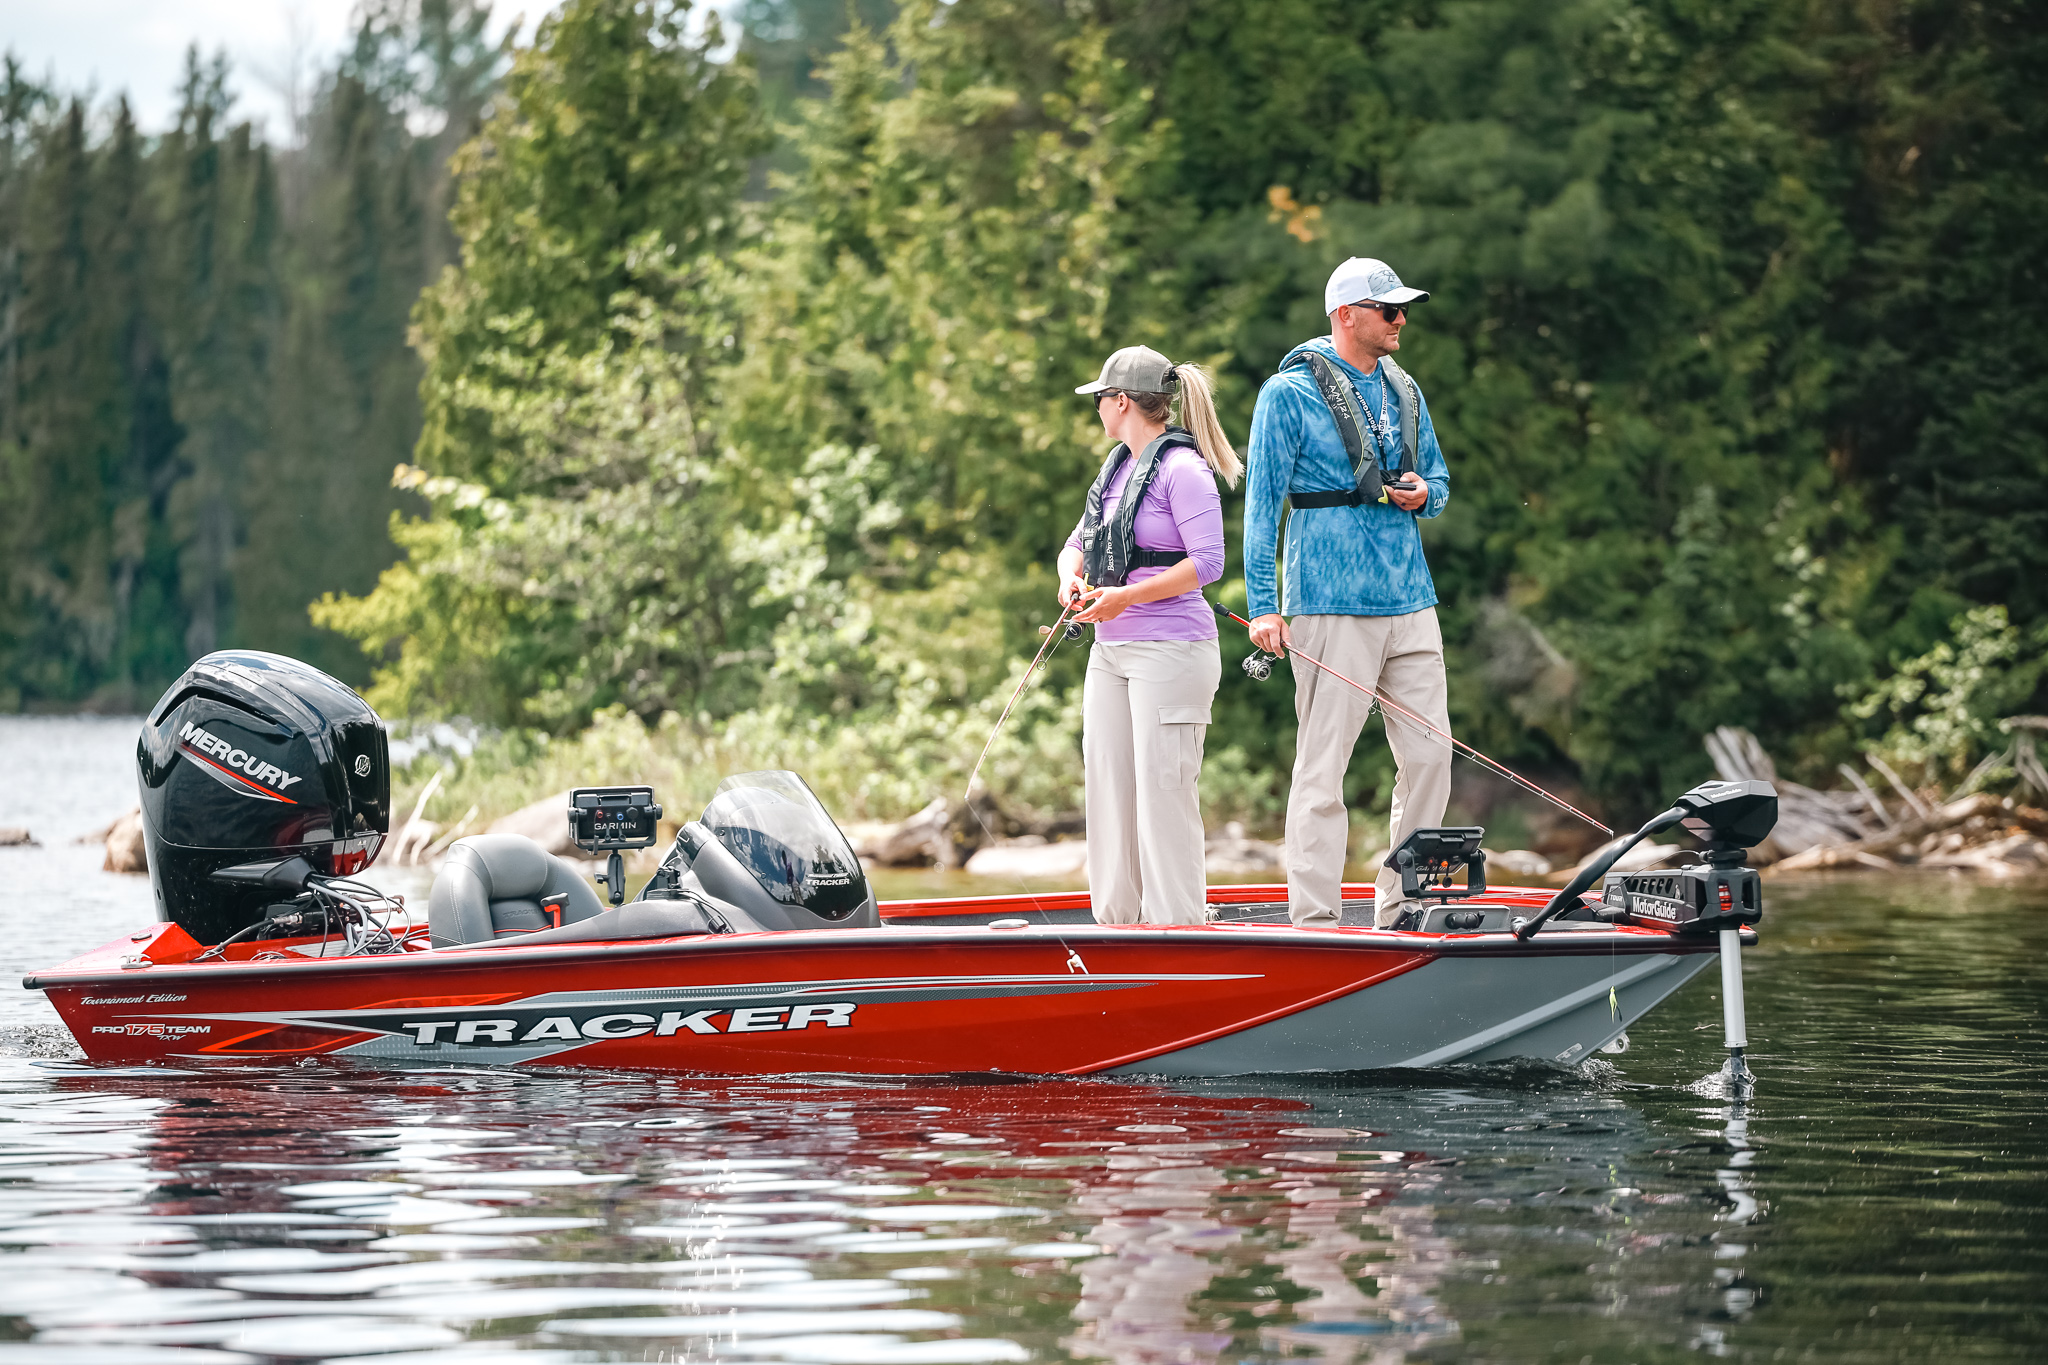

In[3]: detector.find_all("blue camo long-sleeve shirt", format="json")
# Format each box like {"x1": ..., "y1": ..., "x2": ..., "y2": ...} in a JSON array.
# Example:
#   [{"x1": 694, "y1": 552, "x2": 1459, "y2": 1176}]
[{"x1": 1242, "y1": 336, "x2": 1450, "y2": 620}]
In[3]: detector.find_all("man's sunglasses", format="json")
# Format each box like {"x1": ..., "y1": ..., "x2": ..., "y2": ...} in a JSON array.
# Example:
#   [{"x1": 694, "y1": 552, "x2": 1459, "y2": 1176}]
[{"x1": 1366, "y1": 302, "x2": 1410, "y2": 323}]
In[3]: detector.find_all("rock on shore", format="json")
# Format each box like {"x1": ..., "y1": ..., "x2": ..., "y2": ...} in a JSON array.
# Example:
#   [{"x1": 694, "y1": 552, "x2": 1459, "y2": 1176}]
[
  {"x1": 487, "y1": 791, "x2": 584, "y2": 858},
  {"x1": 964, "y1": 838, "x2": 1088, "y2": 879},
  {"x1": 101, "y1": 809, "x2": 146, "y2": 873},
  {"x1": 1204, "y1": 823, "x2": 1282, "y2": 875}
]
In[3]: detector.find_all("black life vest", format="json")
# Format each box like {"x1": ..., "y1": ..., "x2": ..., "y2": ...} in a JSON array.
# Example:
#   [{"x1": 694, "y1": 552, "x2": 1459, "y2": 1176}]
[
  {"x1": 1076, "y1": 427, "x2": 1201, "y2": 587},
  {"x1": 1283, "y1": 351, "x2": 1420, "y2": 510}
]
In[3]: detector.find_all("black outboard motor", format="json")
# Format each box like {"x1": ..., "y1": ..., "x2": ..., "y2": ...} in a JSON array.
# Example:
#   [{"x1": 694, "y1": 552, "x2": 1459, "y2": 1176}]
[{"x1": 137, "y1": 651, "x2": 390, "y2": 943}]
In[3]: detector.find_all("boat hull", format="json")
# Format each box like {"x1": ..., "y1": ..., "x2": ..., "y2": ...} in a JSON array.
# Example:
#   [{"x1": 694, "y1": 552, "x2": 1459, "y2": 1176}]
[{"x1": 27, "y1": 888, "x2": 1733, "y2": 1076}]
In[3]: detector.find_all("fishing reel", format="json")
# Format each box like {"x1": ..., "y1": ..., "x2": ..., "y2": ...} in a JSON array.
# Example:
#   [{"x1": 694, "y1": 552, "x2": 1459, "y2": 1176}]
[
  {"x1": 1242, "y1": 651, "x2": 1278, "y2": 682},
  {"x1": 1064, "y1": 621, "x2": 1085, "y2": 640}
]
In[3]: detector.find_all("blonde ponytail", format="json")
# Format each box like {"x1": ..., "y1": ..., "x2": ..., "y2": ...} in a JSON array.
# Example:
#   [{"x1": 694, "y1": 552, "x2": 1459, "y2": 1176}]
[{"x1": 1171, "y1": 363, "x2": 1243, "y2": 489}]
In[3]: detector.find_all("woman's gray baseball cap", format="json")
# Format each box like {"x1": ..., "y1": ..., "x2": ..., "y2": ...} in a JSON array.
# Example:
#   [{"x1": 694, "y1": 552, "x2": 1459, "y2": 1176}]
[
  {"x1": 1074, "y1": 345, "x2": 1176, "y2": 396},
  {"x1": 1324, "y1": 257, "x2": 1429, "y2": 313}
]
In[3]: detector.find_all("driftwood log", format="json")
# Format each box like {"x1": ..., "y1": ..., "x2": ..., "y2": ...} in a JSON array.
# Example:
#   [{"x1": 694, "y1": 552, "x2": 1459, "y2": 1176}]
[
  {"x1": 1771, "y1": 793, "x2": 2010, "y2": 871},
  {"x1": 846, "y1": 797, "x2": 961, "y2": 868},
  {"x1": 1705, "y1": 726, "x2": 1873, "y2": 857}
]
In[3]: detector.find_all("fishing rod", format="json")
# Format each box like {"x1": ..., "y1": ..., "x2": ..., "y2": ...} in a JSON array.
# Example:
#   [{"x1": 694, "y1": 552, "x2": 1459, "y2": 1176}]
[
  {"x1": 959, "y1": 597, "x2": 1095, "y2": 970},
  {"x1": 1213, "y1": 601, "x2": 1612, "y2": 836},
  {"x1": 962, "y1": 597, "x2": 1083, "y2": 806}
]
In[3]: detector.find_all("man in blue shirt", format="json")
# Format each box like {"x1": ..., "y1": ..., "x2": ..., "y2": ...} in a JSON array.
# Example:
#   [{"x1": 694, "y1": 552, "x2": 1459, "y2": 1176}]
[{"x1": 1242, "y1": 257, "x2": 1453, "y2": 929}]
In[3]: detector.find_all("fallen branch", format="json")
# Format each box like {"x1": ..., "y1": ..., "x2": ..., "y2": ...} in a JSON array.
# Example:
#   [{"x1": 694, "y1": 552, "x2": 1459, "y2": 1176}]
[
  {"x1": 1865, "y1": 752, "x2": 1934, "y2": 822},
  {"x1": 1771, "y1": 792, "x2": 2005, "y2": 871}
]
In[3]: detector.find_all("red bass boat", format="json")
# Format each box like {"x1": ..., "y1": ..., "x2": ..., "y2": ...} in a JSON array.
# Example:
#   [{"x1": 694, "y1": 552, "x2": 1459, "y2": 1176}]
[{"x1": 26, "y1": 651, "x2": 1773, "y2": 1080}]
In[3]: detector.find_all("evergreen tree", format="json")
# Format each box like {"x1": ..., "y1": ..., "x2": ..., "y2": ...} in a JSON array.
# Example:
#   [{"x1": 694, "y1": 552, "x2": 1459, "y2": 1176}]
[
  {"x1": 0, "y1": 17, "x2": 495, "y2": 708},
  {"x1": 155, "y1": 51, "x2": 282, "y2": 662},
  {"x1": 98, "y1": 99, "x2": 186, "y2": 693},
  {"x1": 246, "y1": 72, "x2": 426, "y2": 676}
]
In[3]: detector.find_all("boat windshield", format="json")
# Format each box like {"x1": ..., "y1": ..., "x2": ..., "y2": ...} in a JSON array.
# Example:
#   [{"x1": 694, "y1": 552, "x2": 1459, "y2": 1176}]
[{"x1": 700, "y1": 771, "x2": 869, "y2": 920}]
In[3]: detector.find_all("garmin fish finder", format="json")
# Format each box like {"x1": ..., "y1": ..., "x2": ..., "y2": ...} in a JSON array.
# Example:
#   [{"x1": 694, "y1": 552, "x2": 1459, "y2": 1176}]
[{"x1": 569, "y1": 787, "x2": 662, "y2": 905}]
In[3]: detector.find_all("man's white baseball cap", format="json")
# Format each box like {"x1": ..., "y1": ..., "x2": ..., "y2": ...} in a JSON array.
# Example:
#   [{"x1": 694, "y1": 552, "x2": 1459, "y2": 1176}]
[{"x1": 1324, "y1": 257, "x2": 1429, "y2": 314}]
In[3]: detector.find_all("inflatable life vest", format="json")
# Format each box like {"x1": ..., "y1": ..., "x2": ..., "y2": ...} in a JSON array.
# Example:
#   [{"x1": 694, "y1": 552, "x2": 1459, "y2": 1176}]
[
  {"x1": 1076, "y1": 426, "x2": 1200, "y2": 587},
  {"x1": 1283, "y1": 351, "x2": 1419, "y2": 509}
]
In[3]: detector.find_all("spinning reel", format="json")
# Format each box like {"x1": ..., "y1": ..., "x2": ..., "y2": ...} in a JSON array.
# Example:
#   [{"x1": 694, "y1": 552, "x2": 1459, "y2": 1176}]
[{"x1": 1242, "y1": 650, "x2": 1278, "y2": 682}]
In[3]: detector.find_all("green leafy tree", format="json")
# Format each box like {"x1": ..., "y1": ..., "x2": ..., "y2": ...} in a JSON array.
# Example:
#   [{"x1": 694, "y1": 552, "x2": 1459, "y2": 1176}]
[
  {"x1": 317, "y1": 0, "x2": 768, "y2": 722},
  {"x1": 412, "y1": 0, "x2": 766, "y2": 487}
]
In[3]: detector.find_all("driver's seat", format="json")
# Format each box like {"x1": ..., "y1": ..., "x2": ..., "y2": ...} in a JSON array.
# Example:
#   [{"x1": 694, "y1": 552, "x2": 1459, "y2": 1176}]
[{"x1": 428, "y1": 833, "x2": 605, "y2": 947}]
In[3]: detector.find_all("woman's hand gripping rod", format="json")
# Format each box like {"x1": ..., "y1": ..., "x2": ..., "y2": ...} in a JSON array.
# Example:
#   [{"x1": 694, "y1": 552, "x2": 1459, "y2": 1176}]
[{"x1": 1213, "y1": 602, "x2": 1612, "y2": 839}]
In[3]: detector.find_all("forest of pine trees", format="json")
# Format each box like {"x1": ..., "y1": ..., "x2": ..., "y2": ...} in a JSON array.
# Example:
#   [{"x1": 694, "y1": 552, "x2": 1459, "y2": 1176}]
[
  {"x1": 0, "y1": 3, "x2": 500, "y2": 707},
  {"x1": 3, "y1": 0, "x2": 2044, "y2": 821}
]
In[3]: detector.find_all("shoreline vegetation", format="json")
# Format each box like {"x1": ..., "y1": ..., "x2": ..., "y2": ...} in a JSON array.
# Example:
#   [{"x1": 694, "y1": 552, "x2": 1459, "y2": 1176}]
[{"x1": 7, "y1": 0, "x2": 2045, "y2": 883}]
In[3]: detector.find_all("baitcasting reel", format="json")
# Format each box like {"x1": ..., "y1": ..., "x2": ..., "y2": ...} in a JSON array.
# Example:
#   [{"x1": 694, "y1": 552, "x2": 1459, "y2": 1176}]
[{"x1": 1242, "y1": 651, "x2": 1278, "y2": 682}]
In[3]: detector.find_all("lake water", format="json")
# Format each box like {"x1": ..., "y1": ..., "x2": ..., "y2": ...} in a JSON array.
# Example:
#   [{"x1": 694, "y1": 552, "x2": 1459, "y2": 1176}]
[{"x1": 1, "y1": 715, "x2": 2044, "y2": 1363}]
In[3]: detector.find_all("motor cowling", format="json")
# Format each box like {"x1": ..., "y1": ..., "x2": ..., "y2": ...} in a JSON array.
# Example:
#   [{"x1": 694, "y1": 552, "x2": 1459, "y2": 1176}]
[{"x1": 137, "y1": 650, "x2": 390, "y2": 944}]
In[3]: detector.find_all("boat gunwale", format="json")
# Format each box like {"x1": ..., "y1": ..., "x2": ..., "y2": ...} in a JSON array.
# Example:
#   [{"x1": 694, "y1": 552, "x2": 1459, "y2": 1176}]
[{"x1": 23, "y1": 914, "x2": 1747, "y2": 993}]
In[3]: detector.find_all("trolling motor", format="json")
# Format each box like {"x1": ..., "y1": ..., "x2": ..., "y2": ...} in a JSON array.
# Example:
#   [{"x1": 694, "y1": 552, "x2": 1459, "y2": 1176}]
[
  {"x1": 570, "y1": 787, "x2": 662, "y2": 905},
  {"x1": 1513, "y1": 779, "x2": 1776, "y2": 1092}
]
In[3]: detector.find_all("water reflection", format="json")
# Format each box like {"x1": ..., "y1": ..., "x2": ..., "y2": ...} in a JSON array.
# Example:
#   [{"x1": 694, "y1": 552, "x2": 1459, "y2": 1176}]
[
  {"x1": 0, "y1": 1063, "x2": 1529, "y2": 1363},
  {"x1": 1064, "y1": 1126, "x2": 1458, "y2": 1364}
]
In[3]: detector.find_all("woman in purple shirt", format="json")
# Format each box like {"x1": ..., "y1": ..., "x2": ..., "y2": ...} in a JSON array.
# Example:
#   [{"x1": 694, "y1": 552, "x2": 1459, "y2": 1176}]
[{"x1": 1061, "y1": 346, "x2": 1241, "y2": 925}]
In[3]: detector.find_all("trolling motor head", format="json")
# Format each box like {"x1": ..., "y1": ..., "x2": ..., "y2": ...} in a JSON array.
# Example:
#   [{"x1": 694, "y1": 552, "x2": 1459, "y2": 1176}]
[{"x1": 1674, "y1": 779, "x2": 1778, "y2": 863}]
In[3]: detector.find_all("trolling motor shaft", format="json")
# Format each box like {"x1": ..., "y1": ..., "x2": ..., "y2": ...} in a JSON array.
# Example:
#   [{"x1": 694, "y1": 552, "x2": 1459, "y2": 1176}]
[{"x1": 1720, "y1": 926, "x2": 1752, "y2": 1091}]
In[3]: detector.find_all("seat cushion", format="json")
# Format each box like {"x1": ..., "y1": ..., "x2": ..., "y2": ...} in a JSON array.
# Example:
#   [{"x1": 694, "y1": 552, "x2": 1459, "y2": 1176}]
[
  {"x1": 428, "y1": 834, "x2": 604, "y2": 946},
  {"x1": 454, "y1": 833, "x2": 552, "y2": 899}
]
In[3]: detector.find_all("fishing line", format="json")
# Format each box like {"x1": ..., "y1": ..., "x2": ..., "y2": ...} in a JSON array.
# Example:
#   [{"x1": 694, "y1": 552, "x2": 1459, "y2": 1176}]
[
  {"x1": 963, "y1": 599, "x2": 1081, "y2": 810},
  {"x1": 1213, "y1": 602, "x2": 1613, "y2": 836}
]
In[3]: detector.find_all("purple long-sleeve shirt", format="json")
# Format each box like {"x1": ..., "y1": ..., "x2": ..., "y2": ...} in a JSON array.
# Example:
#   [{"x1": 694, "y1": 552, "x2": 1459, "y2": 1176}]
[{"x1": 1063, "y1": 443, "x2": 1225, "y2": 642}]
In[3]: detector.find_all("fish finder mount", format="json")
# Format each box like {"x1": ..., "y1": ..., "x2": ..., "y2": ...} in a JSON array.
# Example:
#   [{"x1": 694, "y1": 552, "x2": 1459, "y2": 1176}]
[
  {"x1": 1384, "y1": 826, "x2": 1488, "y2": 902},
  {"x1": 569, "y1": 787, "x2": 663, "y2": 906}
]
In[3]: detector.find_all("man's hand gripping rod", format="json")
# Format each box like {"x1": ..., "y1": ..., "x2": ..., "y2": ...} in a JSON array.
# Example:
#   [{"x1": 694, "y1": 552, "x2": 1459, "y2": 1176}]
[{"x1": 1214, "y1": 602, "x2": 1611, "y2": 837}]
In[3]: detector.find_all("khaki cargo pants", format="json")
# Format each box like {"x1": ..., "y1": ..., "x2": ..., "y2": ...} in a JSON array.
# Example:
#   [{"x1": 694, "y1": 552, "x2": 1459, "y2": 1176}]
[
  {"x1": 1083, "y1": 639, "x2": 1222, "y2": 925},
  {"x1": 1285, "y1": 609, "x2": 1452, "y2": 927}
]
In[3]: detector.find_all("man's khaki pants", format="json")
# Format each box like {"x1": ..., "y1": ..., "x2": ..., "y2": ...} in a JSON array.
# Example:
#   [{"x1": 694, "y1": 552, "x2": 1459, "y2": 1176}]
[
  {"x1": 1083, "y1": 640, "x2": 1221, "y2": 925},
  {"x1": 1285, "y1": 609, "x2": 1452, "y2": 927}
]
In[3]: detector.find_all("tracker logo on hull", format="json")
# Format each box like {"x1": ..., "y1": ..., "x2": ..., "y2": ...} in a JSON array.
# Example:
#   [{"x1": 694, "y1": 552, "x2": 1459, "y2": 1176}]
[
  {"x1": 394, "y1": 1002, "x2": 858, "y2": 1047},
  {"x1": 177, "y1": 721, "x2": 304, "y2": 803}
]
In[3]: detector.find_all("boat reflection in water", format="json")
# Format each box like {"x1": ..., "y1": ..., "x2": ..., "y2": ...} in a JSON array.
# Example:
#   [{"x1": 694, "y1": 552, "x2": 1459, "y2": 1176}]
[
  {"x1": 0, "y1": 1055, "x2": 1513, "y2": 1362},
  {"x1": 1065, "y1": 1124, "x2": 1457, "y2": 1363}
]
